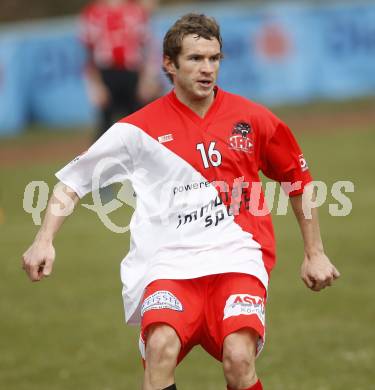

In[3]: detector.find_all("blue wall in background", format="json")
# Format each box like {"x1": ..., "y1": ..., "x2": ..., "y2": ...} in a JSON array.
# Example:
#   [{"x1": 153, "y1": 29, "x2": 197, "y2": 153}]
[
  {"x1": 0, "y1": 21, "x2": 94, "y2": 135},
  {"x1": 1, "y1": 1, "x2": 375, "y2": 135}
]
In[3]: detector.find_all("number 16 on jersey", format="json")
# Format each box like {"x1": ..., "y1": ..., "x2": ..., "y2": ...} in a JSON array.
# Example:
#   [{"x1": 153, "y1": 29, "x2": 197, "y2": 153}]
[{"x1": 196, "y1": 142, "x2": 222, "y2": 168}]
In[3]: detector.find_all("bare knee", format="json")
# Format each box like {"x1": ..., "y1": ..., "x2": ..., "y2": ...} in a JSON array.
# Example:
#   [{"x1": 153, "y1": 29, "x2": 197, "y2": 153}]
[
  {"x1": 145, "y1": 324, "x2": 181, "y2": 371},
  {"x1": 222, "y1": 329, "x2": 258, "y2": 389}
]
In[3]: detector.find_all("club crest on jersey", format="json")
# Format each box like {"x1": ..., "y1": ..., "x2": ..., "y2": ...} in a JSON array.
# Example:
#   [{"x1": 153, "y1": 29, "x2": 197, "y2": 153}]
[{"x1": 228, "y1": 121, "x2": 253, "y2": 153}]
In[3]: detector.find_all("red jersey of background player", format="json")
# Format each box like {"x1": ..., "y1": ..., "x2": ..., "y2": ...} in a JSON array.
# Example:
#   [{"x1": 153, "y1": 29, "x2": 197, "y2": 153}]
[{"x1": 80, "y1": 0, "x2": 149, "y2": 70}]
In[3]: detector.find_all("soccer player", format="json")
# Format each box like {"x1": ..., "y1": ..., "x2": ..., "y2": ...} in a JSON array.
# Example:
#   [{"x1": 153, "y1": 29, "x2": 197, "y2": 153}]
[
  {"x1": 80, "y1": 0, "x2": 160, "y2": 139},
  {"x1": 22, "y1": 13, "x2": 340, "y2": 390}
]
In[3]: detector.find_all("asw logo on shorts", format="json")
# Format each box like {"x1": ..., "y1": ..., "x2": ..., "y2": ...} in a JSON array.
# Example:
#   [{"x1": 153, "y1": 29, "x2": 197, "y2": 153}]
[
  {"x1": 141, "y1": 290, "x2": 183, "y2": 317},
  {"x1": 223, "y1": 294, "x2": 265, "y2": 325}
]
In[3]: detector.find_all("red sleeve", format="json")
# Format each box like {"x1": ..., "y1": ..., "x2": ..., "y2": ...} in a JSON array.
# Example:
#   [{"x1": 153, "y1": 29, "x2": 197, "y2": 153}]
[{"x1": 259, "y1": 122, "x2": 312, "y2": 196}]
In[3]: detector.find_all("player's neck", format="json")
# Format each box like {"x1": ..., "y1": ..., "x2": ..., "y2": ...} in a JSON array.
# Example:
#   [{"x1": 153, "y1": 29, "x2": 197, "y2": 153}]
[{"x1": 174, "y1": 88, "x2": 215, "y2": 118}]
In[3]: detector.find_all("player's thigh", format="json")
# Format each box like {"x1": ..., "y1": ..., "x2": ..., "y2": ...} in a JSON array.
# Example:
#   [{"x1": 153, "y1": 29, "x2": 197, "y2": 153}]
[
  {"x1": 203, "y1": 273, "x2": 267, "y2": 360},
  {"x1": 222, "y1": 327, "x2": 258, "y2": 366},
  {"x1": 139, "y1": 279, "x2": 203, "y2": 364},
  {"x1": 145, "y1": 323, "x2": 181, "y2": 364}
]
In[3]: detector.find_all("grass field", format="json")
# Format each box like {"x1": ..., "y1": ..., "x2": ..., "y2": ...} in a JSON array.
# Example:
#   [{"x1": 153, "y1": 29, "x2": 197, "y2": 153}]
[{"x1": 0, "y1": 101, "x2": 374, "y2": 389}]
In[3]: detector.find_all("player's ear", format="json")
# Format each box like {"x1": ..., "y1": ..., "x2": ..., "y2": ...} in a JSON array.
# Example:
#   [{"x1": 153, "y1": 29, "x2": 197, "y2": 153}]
[{"x1": 163, "y1": 56, "x2": 177, "y2": 78}]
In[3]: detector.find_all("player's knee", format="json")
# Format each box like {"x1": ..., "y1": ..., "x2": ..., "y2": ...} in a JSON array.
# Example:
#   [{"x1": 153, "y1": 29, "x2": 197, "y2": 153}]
[
  {"x1": 145, "y1": 324, "x2": 180, "y2": 367},
  {"x1": 223, "y1": 348, "x2": 255, "y2": 379},
  {"x1": 222, "y1": 330, "x2": 257, "y2": 384}
]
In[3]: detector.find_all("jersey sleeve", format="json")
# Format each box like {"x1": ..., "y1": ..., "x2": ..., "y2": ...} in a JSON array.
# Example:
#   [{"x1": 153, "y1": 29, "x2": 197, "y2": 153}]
[
  {"x1": 55, "y1": 123, "x2": 137, "y2": 198},
  {"x1": 259, "y1": 122, "x2": 312, "y2": 196}
]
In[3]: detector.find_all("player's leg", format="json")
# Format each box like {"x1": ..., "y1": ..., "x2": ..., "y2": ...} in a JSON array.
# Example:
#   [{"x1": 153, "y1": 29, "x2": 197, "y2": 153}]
[
  {"x1": 143, "y1": 323, "x2": 180, "y2": 390},
  {"x1": 222, "y1": 328, "x2": 262, "y2": 390},
  {"x1": 117, "y1": 69, "x2": 140, "y2": 114},
  {"x1": 140, "y1": 278, "x2": 203, "y2": 390},
  {"x1": 95, "y1": 69, "x2": 114, "y2": 139},
  {"x1": 202, "y1": 273, "x2": 266, "y2": 390}
]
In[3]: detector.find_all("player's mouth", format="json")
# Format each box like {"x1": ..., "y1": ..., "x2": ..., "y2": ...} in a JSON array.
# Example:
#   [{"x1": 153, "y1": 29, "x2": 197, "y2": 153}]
[{"x1": 197, "y1": 79, "x2": 213, "y2": 88}]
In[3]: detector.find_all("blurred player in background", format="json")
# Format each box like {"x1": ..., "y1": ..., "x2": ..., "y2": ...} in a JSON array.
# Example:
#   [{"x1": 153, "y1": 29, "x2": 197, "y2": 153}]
[
  {"x1": 80, "y1": 0, "x2": 161, "y2": 139},
  {"x1": 23, "y1": 13, "x2": 340, "y2": 390}
]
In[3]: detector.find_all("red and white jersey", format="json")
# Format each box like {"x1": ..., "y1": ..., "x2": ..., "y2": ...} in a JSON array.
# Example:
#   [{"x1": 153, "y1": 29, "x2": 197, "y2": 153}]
[
  {"x1": 56, "y1": 87, "x2": 312, "y2": 324},
  {"x1": 80, "y1": 0, "x2": 149, "y2": 70}
]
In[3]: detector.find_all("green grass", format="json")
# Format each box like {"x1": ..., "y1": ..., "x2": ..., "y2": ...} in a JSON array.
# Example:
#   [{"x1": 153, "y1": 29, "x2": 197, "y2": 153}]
[
  {"x1": 0, "y1": 125, "x2": 91, "y2": 146},
  {"x1": 0, "y1": 123, "x2": 374, "y2": 389}
]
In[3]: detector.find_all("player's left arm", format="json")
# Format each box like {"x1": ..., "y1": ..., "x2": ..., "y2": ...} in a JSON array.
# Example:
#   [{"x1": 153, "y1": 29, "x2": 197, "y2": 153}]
[
  {"x1": 290, "y1": 192, "x2": 340, "y2": 292},
  {"x1": 258, "y1": 116, "x2": 340, "y2": 290}
]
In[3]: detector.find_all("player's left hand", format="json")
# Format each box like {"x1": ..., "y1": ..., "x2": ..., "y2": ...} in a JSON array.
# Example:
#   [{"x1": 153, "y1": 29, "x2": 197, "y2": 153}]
[{"x1": 300, "y1": 252, "x2": 340, "y2": 292}]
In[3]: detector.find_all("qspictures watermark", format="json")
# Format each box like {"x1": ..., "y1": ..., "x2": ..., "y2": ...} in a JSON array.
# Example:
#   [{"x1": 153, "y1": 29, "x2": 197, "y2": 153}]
[{"x1": 22, "y1": 176, "x2": 354, "y2": 234}]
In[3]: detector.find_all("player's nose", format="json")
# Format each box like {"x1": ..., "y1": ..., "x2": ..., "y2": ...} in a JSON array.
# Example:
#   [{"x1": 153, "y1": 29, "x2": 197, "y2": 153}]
[{"x1": 200, "y1": 59, "x2": 214, "y2": 74}]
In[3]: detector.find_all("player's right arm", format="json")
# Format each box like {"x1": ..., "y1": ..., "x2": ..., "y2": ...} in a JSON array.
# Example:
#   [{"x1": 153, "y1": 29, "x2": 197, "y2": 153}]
[
  {"x1": 22, "y1": 182, "x2": 79, "y2": 282},
  {"x1": 24, "y1": 121, "x2": 136, "y2": 282}
]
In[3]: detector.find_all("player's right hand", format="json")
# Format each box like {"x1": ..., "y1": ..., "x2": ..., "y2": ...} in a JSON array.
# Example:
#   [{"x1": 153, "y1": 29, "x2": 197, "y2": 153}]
[{"x1": 22, "y1": 240, "x2": 56, "y2": 282}]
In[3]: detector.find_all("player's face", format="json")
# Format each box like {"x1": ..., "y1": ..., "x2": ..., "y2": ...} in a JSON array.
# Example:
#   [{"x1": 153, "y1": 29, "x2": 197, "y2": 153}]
[{"x1": 164, "y1": 34, "x2": 221, "y2": 103}]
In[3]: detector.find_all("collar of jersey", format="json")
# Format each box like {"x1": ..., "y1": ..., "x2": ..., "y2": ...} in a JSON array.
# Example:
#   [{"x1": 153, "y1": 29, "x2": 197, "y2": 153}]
[{"x1": 167, "y1": 85, "x2": 224, "y2": 127}]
